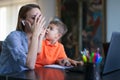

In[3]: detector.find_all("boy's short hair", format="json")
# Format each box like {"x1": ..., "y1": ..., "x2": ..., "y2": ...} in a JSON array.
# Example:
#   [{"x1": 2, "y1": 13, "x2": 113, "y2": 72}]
[{"x1": 50, "y1": 19, "x2": 68, "y2": 37}]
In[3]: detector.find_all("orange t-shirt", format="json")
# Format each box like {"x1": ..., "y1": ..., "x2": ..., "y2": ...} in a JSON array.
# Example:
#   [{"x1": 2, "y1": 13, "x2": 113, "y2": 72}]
[{"x1": 35, "y1": 39, "x2": 67, "y2": 68}]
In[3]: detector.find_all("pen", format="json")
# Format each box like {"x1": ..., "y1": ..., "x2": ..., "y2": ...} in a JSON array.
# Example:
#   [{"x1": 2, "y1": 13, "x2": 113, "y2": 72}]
[
  {"x1": 93, "y1": 52, "x2": 97, "y2": 63},
  {"x1": 89, "y1": 52, "x2": 94, "y2": 63},
  {"x1": 82, "y1": 55, "x2": 87, "y2": 63}
]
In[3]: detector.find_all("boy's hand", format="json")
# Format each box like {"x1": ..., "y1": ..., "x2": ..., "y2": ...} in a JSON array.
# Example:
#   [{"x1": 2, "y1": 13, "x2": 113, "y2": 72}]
[
  {"x1": 68, "y1": 58, "x2": 84, "y2": 66},
  {"x1": 57, "y1": 59, "x2": 71, "y2": 66}
]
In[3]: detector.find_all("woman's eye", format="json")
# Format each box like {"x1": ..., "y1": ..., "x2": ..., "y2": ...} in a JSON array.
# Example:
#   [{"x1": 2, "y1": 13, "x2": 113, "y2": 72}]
[
  {"x1": 31, "y1": 15, "x2": 36, "y2": 20},
  {"x1": 31, "y1": 17, "x2": 35, "y2": 20}
]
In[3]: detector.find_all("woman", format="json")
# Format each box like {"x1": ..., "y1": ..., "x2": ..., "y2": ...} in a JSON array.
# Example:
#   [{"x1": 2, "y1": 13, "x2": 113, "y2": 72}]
[{"x1": 0, "y1": 4, "x2": 46, "y2": 74}]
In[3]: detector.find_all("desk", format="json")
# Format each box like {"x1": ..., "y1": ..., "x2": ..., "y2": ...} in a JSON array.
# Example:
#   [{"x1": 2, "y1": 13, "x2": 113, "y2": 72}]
[
  {"x1": 7, "y1": 68, "x2": 85, "y2": 80},
  {"x1": 0, "y1": 63, "x2": 102, "y2": 80},
  {"x1": 1, "y1": 65, "x2": 120, "y2": 80},
  {"x1": 102, "y1": 70, "x2": 120, "y2": 80},
  {"x1": 7, "y1": 64, "x2": 102, "y2": 80}
]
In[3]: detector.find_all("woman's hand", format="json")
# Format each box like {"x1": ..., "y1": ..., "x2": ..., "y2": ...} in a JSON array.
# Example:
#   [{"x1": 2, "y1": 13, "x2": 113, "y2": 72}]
[
  {"x1": 26, "y1": 14, "x2": 46, "y2": 69},
  {"x1": 32, "y1": 14, "x2": 46, "y2": 37}
]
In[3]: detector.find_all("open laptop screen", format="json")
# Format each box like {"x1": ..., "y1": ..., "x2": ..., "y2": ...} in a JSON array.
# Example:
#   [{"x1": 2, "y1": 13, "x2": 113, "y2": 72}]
[{"x1": 103, "y1": 32, "x2": 120, "y2": 74}]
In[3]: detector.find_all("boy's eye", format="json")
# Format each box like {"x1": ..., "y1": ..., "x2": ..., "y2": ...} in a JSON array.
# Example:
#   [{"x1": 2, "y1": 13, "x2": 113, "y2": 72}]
[
  {"x1": 51, "y1": 27, "x2": 54, "y2": 30},
  {"x1": 47, "y1": 26, "x2": 53, "y2": 30}
]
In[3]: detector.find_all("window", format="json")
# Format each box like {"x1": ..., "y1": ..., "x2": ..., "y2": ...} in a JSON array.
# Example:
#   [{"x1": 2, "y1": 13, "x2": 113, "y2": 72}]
[
  {"x1": 0, "y1": 7, "x2": 7, "y2": 40},
  {"x1": 0, "y1": 0, "x2": 36, "y2": 41}
]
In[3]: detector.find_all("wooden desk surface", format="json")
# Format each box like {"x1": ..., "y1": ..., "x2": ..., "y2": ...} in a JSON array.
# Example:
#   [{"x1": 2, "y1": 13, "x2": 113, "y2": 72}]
[
  {"x1": 1, "y1": 65, "x2": 120, "y2": 80},
  {"x1": 8, "y1": 68, "x2": 85, "y2": 80},
  {"x1": 7, "y1": 66, "x2": 102, "y2": 80}
]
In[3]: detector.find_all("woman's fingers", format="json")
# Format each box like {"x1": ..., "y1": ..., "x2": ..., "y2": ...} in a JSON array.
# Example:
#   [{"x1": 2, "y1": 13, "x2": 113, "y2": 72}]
[
  {"x1": 33, "y1": 14, "x2": 46, "y2": 36},
  {"x1": 38, "y1": 15, "x2": 46, "y2": 30},
  {"x1": 37, "y1": 15, "x2": 45, "y2": 27},
  {"x1": 34, "y1": 14, "x2": 40, "y2": 23}
]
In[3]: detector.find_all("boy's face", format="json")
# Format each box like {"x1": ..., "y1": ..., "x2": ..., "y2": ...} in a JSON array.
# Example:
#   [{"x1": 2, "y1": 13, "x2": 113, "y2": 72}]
[{"x1": 45, "y1": 24, "x2": 61, "y2": 42}]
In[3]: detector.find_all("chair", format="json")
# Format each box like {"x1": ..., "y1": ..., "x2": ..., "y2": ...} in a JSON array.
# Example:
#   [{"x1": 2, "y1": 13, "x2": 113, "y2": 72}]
[
  {"x1": 0, "y1": 41, "x2": 3, "y2": 52},
  {"x1": 0, "y1": 75, "x2": 6, "y2": 80}
]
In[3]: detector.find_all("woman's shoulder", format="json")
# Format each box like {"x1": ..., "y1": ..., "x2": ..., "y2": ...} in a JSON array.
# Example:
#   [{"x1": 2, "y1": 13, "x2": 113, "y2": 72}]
[
  {"x1": 8, "y1": 31, "x2": 26, "y2": 37},
  {"x1": 6, "y1": 30, "x2": 26, "y2": 40},
  {"x1": 10, "y1": 30, "x2": 26, "y2": 36}
]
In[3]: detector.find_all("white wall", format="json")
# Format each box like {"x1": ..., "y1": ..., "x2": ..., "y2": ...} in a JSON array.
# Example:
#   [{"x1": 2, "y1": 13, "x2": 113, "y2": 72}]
[
  {"x1": 38, "y1": 0, "x2": 56, "y2": 26},
  {"x1": 107, "y1": 0, "x2": 120, "y2": 42}
]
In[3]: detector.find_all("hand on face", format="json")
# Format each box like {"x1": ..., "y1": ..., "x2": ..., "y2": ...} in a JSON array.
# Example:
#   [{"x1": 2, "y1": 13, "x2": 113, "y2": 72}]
[
  {"x1": 32, "y1": 14, "x2": 46, "y2": 37},
  {"x1": 25, "y1": 14, "x2": 46, "y2": 37}
]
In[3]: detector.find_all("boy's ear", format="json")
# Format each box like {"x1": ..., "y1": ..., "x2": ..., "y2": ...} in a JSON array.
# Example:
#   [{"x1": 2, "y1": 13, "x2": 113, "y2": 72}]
[
  {"x1": 58, "y1": 33, "x2": 62, "y2": 38},
  {"x1": 56, "y1": 33, "x2": 62, "y2": 40}
]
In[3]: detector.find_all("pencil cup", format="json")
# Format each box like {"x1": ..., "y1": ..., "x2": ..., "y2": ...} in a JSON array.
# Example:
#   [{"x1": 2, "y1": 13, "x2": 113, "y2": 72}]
[{"x1": 85, "y1": 63, "x2": 101, "y2": 80}]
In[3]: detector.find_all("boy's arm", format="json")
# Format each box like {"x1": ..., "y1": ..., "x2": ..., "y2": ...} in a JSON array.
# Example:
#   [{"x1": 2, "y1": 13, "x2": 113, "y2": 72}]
[{"x1": 56, "y1": 58, "x2": 84, "y2": 67}]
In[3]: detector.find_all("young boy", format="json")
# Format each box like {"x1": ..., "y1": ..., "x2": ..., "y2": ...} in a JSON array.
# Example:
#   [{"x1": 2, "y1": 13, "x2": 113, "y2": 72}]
[{"x1": 35, "y1": 19, "x2": 83, "y2": 68}]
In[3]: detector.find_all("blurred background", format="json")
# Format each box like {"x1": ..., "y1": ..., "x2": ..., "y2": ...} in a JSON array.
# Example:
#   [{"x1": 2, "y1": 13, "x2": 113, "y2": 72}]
[{"x1": 0, "y1": 0, "x2": 120, "y2": 60}]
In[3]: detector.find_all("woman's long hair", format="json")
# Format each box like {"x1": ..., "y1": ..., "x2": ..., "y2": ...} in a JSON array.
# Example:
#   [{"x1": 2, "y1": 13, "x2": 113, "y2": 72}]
[{"x1": 16, "y1": 4, "x2": 41, "y2": 31}]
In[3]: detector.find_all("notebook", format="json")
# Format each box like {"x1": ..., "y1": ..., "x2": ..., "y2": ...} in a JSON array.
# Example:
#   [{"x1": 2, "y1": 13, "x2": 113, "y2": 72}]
[
  {"x1": 44, "y1": 64, "x2": 84, "y2": 72},
  {"x1": 103, "y1": 32, "x2": 120, "y2": 74},
  {"x1": 44, "y1": 64, "x2": 73, "y2": 69}
]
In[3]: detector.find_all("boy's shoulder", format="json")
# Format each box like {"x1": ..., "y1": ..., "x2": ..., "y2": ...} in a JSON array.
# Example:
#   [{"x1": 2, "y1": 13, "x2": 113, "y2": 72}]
[
  {"x1": 43, "y1": 39, "x2": 63, "y2": 47},
  {"x1": 57, "y1": 42, "x2": 63, "y2": 46}
]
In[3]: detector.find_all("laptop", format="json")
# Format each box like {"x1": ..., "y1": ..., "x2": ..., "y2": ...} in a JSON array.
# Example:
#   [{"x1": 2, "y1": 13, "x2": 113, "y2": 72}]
[{"x1": 103, "y1": 32, "x2": 120, "y2": 74}]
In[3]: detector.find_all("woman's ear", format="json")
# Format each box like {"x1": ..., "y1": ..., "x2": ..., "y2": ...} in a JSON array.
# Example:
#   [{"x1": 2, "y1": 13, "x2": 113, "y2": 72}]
[
  {"x1": 21, "y1": 19, "x2": 33, "y2": 33},
  {"x1": 21, "y1": 20, "x2": 25, "y2": 26}
]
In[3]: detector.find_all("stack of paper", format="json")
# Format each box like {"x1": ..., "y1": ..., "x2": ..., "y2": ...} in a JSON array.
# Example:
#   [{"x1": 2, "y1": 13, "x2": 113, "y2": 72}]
[{"x1": 44, "y1": 64, "x2": 73, "y2": 69}]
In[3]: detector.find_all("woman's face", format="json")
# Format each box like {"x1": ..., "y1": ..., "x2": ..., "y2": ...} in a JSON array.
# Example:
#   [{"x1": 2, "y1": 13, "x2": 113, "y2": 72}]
[{"x1": 25, "y1": 8, "x2": 42, "y2": 28}]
